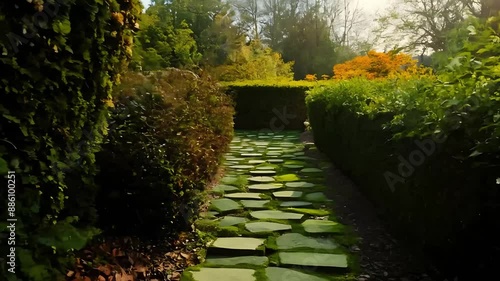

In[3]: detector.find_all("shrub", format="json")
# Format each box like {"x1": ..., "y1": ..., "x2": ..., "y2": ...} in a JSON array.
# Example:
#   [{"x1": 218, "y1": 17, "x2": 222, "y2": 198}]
[
  {"x1": 95, "y1": 70, "x2": 234, "y2": 236},
  {"x1": 0, "y1": 1, "x2": 141, "y2": 280},
  {"x1": 333, "y1": 50, "x2": 432, "y2": 79}
]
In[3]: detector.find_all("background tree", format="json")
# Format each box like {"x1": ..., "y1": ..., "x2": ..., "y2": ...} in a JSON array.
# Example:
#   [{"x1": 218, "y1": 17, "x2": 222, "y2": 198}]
[
  {"x1": 234, "y1": 0, "x2": 262, "y2": 40},
  {"x1": 374, "y1": 0, "x2": 467, "y2": 54}
]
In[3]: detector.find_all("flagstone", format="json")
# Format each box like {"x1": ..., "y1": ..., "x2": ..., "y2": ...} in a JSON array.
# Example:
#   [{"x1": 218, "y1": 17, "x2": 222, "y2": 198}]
[
  {"x1": 279, "y1": 252, "x2": 348, "y2": 268},
  {"x1": 225, "y1": 192, "x2": 264, "y2": 200},
  {"x1": 240, "y1": 200, "x2": 270, "y2": 209},
  {"x1": 211, "y1": 198, "x2": 241, "y2": 212},
  {"x1": 204, "y1": 256, "x2": 268, "y2": 267},
  {"x1": 265, "y1": 267, "x2": 328, "y2": 281},
  {"x1": 273, "y1": 190, "x2": 303, "y2": 198},
  {"x1": 276, "y1": 233, "x2": 338, "y2": 250},
  {"x1": 211, "y1": 237, "x2": 265, "y2": 251},
  {"x1": 219, "y1": 216, "x2": 248, "y2": 227},
  {"x1": 248, "y1": 176, "x2": 275, "y2": 183},
  {"x1": 190, "y1": 268, "x2": 256, "y2": 281},
  {"x1": 245, "y1": 221, "x2": 292, "y2": 233},
  {"x1": 250, "y1": 210, "x2": 304, "y2": 220},
  {"x1": 302, "y1": 219, "x2": 344, "y2": 233}
]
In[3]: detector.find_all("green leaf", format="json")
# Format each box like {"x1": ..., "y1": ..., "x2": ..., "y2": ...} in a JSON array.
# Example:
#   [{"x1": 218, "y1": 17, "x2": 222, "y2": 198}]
[
  {"x1": 467, "y1": 25, "x2": 476, "y2": 35},
  {"x1": 469, "y1": 150, "x2": 482, "y2": 157},
  {"x1": 53, "y1": 19, "x2": 72, "y2": 35},
  {"x1": 11, "y1": 158, "x2": 20, "y2": 169},
  {"x1": 3, "y1": 114, "x2": 21, "y2": 123},
  {"x1": 20, "y1": 126, "x2": 28, "y2": 137}
]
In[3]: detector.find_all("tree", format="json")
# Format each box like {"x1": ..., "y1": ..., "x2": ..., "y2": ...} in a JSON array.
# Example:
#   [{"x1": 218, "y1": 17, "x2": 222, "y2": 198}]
[
  {"x1": 281, "y1": 9, "x2": 337, "y2": 79},
  {"x1": 199, "y1": 8, "x2": 246, "y2": 66},
  {"x1": 131, "y1": 1, "x2": 202, "y2": 70},
  {"x1": 374, "y1": 0, "x2": 468, "y2": 53},
  {"x1": 234, "y1": 0, "x2": 262, "y2": 40},
  {"x1": 261, "y1": 0, "x2": 288, "y2": 49},
  {"x1": 210, "y1": 40, "x2": 293, "y2": 81}
]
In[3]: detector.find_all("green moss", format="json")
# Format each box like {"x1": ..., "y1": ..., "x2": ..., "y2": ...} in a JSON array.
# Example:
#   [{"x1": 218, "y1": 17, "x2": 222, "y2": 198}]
[
  {"x1": 195, "y1": 219, "x2": 220, "y2": 232},
  {"x1": 283, "y1": 208, "x2": 331, "y2": 216},
  {"x1": 254, "y1": 268, "x2": 270, "y2": 281}
]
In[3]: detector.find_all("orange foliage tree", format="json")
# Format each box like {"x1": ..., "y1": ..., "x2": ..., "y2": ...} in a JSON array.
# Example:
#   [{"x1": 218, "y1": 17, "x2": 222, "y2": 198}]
[{"x1": 333, "y1": 50, "x2": 431, "y2": 79}]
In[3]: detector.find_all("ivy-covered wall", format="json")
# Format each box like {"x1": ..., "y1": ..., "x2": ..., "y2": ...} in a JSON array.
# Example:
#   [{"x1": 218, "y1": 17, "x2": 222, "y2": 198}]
[{"x1": 0, "y1": 1, "x2": 141, "y2": 280}]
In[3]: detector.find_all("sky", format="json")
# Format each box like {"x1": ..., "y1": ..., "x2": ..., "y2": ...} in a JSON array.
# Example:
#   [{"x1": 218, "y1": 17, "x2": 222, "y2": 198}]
[{"x1": 139, "y1": 0, "x2": 391, "y2": 16}]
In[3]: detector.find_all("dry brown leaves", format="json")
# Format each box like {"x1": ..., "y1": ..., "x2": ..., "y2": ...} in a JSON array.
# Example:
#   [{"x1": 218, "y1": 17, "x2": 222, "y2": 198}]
[{"x1": 66, "y1": 232, "x2": 201, "y2": 281}]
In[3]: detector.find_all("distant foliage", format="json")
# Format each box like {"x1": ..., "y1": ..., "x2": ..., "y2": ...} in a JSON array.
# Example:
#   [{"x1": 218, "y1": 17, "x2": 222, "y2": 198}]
[
  {"x1": 305, "y1": 74, "x2": 318, "y2": 81},
  {"x1": 96, "y1": 70, "x2": 234, "y2": 235},
  {"x1": 210, "y1": 40, "x2": 294, "y2": 81},
  {"x1": 131, "y1": 4, "x2": 202, "y2": 71},
  {"x1": 333, "y1": 50, "x2": 432, "y2": 79}
]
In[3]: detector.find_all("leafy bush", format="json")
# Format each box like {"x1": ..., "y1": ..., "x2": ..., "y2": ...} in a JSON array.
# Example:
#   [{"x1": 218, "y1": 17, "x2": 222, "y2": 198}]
[
  {"x1": 333, "y1": 50, "x2": 432, "y2": 79},
  {"x1": 0, "y1": 0, "x2": 141, "y2": 280},
  {"x1": 95, "y1": 70, "x2": 234, "y2": 236}
]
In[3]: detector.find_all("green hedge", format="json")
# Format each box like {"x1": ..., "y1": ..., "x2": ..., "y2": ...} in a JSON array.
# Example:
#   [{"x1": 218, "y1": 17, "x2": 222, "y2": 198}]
[
  {"x1": 95, "y1": 70, "x2": 234, "y2": 236},
  {"x1": 224, "y1": 82, "x2": 312, "y2": 130},
  {"x1": 306, "y1": 19, "x2": 500, "y2": 275},
  {"x1": 0, "y1": 1, "x2": 141, "y2": 280}
]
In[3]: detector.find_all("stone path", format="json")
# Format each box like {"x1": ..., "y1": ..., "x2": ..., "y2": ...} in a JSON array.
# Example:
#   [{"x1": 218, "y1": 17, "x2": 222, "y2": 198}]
[{"x1": 181, "y1": 131, "x2": 357, "y2": 281}]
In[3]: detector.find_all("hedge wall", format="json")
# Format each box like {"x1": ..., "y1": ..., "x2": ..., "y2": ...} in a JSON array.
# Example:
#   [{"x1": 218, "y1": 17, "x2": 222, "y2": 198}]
[
  {"x1": 0, "y1": 1, "x2": 141, "y2": 280},
  {"x1": 224, "y1": 82, "x2": 311, "y2": 130},
  {"x1": 306, "y1": 77, "x2": 500, "y2": 278}
]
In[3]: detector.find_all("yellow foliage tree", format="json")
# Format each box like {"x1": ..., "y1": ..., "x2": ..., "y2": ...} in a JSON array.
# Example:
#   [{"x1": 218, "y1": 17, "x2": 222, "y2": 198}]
[
  {"x1": 211, "y1": 40, "x2": 294, "y2": 81},
  {"x1": 333, "y1": 50, "x2": 431, "y2": 79}
]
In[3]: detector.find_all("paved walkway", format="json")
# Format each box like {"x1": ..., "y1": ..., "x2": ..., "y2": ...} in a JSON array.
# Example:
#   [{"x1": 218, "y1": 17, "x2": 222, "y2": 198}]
[{"x1": 181, "y1": 130, "x2": 357, "y2": 281}]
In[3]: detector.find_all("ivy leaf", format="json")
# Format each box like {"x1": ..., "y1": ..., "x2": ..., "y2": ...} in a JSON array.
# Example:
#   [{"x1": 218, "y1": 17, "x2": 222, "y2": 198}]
[
  {"x1": 469, "y1": 150, "x2": 482, "y2": 157},
  {"x1": 83, "y1": 50, "x2": 90, "y2": 61},
  {"x1": 11, "y1": 158, "x2": 20, "y2": 169},
  {"x1": 52, "y1": 19, "x2": 72, "y2": 35},
  {"x1": 446, "y1": 56, "x2": 463, "y2": 71},
  {"x1": 3, "y1": 114, "x2": 21, "y2": 124},
  {"x1": 444, "y1": 99, "x2": 461, "y2": 107}
]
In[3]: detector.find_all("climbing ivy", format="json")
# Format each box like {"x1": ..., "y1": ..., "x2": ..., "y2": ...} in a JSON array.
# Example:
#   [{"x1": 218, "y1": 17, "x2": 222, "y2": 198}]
[{"x1": 0, "y1": 0, "x2": 141, "y2": 280}]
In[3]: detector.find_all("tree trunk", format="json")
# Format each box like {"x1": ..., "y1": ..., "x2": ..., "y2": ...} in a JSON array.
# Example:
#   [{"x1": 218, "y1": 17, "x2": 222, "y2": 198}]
[{"x1": 481, "y1": 0, "x2": 500, "y2": 18}]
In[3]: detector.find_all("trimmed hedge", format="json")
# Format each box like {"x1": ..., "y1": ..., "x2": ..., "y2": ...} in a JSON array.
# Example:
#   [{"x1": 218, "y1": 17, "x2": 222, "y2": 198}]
[
  {"x1": 224, "y1": 82, "x2": 312, "y2": 130},
  {"x1": 95, "y1": 70, "x2": 234, "y2": 236},
  {"x1": 0, "y1": 1, "x2": 141, "y2": 280},
  {"x1": 306, "y1": 76, "x2": 499, "y2": 277}
]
